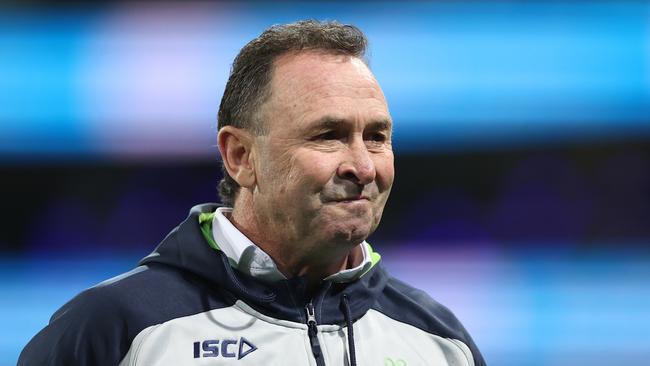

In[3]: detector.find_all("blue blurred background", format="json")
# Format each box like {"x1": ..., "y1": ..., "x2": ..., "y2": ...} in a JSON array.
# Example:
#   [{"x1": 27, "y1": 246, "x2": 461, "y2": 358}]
[{"x1": 1, "y1": 1, "x2": 649, "y2": 365}]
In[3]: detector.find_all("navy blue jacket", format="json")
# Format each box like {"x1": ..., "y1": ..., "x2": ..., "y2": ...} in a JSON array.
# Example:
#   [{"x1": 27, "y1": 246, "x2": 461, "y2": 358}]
[{"x1": 19, "y1": 204, "x2": 485, "y2": 365}]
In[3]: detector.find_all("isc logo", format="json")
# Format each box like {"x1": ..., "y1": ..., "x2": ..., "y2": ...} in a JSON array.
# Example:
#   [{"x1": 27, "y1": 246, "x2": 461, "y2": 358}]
[{"x1": 193, "y1": 337, "x2": 257, "y2": 360}]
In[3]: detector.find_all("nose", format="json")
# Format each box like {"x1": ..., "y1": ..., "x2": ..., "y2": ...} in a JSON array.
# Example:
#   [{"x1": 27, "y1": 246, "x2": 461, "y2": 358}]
[{"x1": 337, "y1": 139, "x2": 376, "y2": 185}]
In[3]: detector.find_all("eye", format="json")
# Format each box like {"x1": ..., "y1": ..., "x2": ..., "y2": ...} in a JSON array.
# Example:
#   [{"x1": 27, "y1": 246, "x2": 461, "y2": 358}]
[
  {"x1": 314, "y1": 131, "x2": 340, "y2": 140},
  {"x1": 366, "y1": 132, "x2": 387, "y2": 142}
]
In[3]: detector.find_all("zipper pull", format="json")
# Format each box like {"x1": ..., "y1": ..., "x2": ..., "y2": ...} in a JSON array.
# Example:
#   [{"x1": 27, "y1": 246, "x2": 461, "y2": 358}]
[
  {"x1": 305, "y1": 302, "x2": 326, "y2": 366},
  {"x1": 306, "y1": 302, "x2": 318, "y2": 333}
]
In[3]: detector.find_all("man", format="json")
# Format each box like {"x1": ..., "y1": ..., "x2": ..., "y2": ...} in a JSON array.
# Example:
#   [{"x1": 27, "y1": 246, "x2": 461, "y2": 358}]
[{"x1": 20, "y1": 20, "x2": 485, "y2": 365}]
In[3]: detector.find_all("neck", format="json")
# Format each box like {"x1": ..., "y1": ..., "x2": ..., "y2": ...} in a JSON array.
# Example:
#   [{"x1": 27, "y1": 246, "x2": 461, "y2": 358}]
[{"x1": 229, "y1": 192, "x2": 363, "y2": 291}]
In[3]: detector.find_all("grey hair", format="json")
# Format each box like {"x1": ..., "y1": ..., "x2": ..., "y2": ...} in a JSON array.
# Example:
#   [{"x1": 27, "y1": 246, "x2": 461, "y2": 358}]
[{"x1": 217, "y1": 19, "x2": 369, "y2": 206}]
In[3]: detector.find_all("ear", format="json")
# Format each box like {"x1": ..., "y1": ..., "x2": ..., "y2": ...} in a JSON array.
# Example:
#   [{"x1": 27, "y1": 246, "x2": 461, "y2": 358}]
[{"x1": 217, "y1": 126, "x2": 256, "y2": 189}]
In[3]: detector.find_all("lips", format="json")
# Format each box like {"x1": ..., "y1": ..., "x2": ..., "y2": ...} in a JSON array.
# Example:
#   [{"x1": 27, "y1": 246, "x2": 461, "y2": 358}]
[
  {"x1": 320, "y1": 183, "x2": 377, "y2": 203},
  {"x1": 328, "y1": 195, "x2": 370, "y2": 203}
]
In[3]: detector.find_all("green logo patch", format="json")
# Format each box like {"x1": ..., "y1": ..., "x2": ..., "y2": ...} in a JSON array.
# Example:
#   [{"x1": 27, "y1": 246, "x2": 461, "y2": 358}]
[{"x1": 384, "y1": 357, "x2": 407, "y2": 366}]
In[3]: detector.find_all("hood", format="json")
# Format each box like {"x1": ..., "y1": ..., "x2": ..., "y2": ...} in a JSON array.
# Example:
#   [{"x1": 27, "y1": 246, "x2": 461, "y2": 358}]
[{"x1": 139, "y1": 203, "x2": 390, "y2": 325}]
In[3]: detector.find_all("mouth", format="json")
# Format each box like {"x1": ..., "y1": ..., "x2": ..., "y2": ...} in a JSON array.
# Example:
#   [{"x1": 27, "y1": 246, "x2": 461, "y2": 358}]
[{"x1": 328, "y1": 195, "x2": 370, "y2": 203}]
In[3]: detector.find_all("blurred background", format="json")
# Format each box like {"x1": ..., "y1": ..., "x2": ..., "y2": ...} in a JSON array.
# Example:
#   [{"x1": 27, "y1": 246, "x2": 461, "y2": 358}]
[{"x1": 1, "y1": 1, "x2": 649, "y2": 365}]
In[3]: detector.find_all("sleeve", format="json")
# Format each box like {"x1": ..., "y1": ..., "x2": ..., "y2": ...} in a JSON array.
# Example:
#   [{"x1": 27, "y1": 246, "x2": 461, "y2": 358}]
[{"x1": 18, "y1": 287, "x2": 132, "y2": 366}]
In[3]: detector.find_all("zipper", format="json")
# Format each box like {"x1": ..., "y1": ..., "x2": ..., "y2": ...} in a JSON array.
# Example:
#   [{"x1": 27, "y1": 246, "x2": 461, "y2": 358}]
[{"x1": 305, "y1": 302, "x2": 326, "y2": 366}]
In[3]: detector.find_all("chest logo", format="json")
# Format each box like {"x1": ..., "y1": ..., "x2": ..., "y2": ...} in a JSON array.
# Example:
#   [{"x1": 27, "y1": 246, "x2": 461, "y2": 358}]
[
  {"x1": 193, "y1": 337, "x2": 257, "y2": 360},
  {"x1": 384, "y1": 357, "x2": 407, "y2": 366}
]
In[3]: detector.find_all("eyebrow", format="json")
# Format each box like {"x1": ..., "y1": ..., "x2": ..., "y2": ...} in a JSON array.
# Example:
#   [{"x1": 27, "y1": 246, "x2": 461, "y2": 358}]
[{"x1": 308, "y1": 116, "x2": 393, "y2": 131}]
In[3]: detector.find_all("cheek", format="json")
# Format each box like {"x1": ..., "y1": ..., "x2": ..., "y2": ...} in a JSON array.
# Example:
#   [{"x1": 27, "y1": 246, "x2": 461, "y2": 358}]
[
  {"x1": 291, "y1": 152, "x2": 339, "y2": 189},
  {"x1": 374, "y1": 154, "x2": 395, "y2": 191}
]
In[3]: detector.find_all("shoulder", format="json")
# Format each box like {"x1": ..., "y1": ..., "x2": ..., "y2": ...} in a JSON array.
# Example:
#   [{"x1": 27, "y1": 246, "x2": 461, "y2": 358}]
[
  {"x1": 370, "y1": 270, "x2": 486, "y2": 365},
  {"x1": 87, "y1": 263, "x2": 233, "y2": 324},
  {"x1": 374, "y1": 274, "x2": 467, "y2": 340},
  {"x1": 61, "y1": 263, "x2": 228, "y2": 330},
  {"x1": 19, "y1": 264, "x2": 233, "y2": 366}
]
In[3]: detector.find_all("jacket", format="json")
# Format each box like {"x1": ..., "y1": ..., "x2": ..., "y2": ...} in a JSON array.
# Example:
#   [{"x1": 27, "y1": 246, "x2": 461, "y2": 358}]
[{"x1": 19, "y1": 203, "x2": 486, "y2": 365}]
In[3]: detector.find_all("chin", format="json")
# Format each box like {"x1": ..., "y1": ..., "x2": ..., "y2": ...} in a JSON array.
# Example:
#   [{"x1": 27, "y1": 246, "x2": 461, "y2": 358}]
[
  {"x1": 316, "y1": 207, "x2": 378, "y2": 244},
  {"x1": 327, "y1": 222, "x2": 373, "y2": 245}
]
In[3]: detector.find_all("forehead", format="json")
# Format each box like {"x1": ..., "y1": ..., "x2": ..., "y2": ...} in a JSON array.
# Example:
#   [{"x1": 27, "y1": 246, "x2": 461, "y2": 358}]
[
  {"x1": 272, "y1": 51, "x2": 375, "y2": 86},
  {"x1": 263, "y1": 51, "x2": 390, "y2": 129}
]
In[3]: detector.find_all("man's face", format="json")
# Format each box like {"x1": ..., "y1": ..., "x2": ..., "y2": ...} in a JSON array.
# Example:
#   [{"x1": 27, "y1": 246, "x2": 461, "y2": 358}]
[{"x1": 250, "y1": 51, "x2": 394, "y2": 249}]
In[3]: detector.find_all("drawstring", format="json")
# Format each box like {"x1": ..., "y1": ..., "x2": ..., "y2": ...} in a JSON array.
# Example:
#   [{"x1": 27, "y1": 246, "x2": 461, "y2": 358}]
[
  {"x1": 341, "y1": 294, "x2": 357, "y2": 366},
  {"x1": 221, "y1": 252, "x2": 354, "y2": 364},
  {"x1": 220, "y1": 253, "x2": 276, "y2": 303}
]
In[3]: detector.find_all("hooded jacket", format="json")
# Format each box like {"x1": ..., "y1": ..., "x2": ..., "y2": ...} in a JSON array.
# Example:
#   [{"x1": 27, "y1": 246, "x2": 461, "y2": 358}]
[{"x1": 19, "y1": 204, "x2": 485, "y2": 366}]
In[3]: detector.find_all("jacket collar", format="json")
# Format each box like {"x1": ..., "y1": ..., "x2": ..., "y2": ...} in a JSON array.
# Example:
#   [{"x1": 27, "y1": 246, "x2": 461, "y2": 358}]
[
  {"x1": 203, "y1": 207, "x2": 375, "y2": 283},
  {"x1": 140, "y1": 203, "x2": 389, "y2": 325}
]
